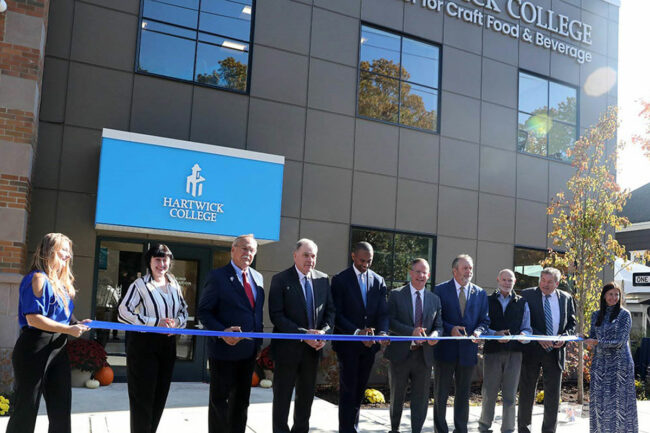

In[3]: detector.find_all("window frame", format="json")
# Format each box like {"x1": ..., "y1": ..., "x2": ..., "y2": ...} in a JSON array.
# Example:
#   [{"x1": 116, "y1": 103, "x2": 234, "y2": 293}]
[
  {"x1": 516, "y1": 69, "x2": 580, "y2": 164},
  {"x1": 135, "y1": 0, "x2": 256, "y2": 94},
  {"x1": 349, "y1": 225, "x2": 437, "y2": 290},
  {"x1": 356, "y1": 22, "x2": 442, "y2": 134},
  {"x1": 513, "y1": 245, "x2": 568, "y2": 292}
]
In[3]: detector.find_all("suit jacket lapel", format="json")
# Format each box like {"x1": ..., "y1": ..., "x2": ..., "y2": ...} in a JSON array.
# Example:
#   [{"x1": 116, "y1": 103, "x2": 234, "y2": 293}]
[
  {"x1": 348, "y1": 267, "x2": 366, "y2": 310},
  {"x1": 290, "y1": 267, "x2": 309, "y2": 318},
  {"x1": 533, "y1": 287, "x2": 544, "y2": 331},
  {"x1": 558, "y1": 291, "x2": 566, "y2": 333},
  {"x1": 447, "y1": 279, "x2": 462, "y2": 317},
  {"x1": 404, "y1": 286, "x2": 414, "y2": 325},
  {"x1": 423, "y1": 290, "x2": 433, "y2": 327}
]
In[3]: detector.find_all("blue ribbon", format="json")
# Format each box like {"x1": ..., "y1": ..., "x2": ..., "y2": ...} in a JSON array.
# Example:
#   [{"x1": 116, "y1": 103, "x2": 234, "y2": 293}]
[{"x1": 88, "y1": 320, "x2": 582, "y2": 342}]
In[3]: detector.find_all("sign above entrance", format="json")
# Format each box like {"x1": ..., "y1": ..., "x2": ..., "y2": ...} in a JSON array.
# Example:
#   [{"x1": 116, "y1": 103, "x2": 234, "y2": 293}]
[
  {"x1": 95, "y1": 129, "x2": 284, "y2": 243},
  {"x1": 403, "y1": 0, "x2": 595, "y2": 64}
]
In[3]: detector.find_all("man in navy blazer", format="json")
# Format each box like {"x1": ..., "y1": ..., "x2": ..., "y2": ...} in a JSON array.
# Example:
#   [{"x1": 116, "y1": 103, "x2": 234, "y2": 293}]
[
  {"x1": 433, "y1": 254, "x2": 489, "y2": 433},
  {"x1": 331, "y1": 241, "x2": 389, "y2": 433},
  {"x1": 268, "y1": 238, "x2": 335, "y2": 433},
  {"x1": 198, "y1": 234, "x2": 264, "y2": 433}
]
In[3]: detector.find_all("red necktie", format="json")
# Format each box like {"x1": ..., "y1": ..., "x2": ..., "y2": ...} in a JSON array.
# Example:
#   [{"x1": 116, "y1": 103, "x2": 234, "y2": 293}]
[{"x1": 242, "y1": 271, "x2": 255, "y2": 308}]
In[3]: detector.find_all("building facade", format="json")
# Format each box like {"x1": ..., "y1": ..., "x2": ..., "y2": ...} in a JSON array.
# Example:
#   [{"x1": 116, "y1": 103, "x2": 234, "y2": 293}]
[{"x1": 0, "y1": 0, "x2": 620, "y2": 384}]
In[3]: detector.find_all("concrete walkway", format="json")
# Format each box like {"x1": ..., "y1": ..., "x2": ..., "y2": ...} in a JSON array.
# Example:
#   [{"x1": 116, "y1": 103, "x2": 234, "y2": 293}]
[{"x1": 1, "y1": 382, "x2": 649, "y2": 432}]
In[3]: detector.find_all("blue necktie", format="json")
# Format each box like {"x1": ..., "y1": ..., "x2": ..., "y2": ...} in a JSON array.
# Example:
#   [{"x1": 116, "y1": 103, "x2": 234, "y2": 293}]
[
  {"x1": 304, "y1": 277, "x2": 315, "y2": 329},
  {"x1": 359, "y1": 273, "x2": 367, "y2": 307},
  {"x1": 544, "y1": 294, "x2": 553, "y2": 351}
]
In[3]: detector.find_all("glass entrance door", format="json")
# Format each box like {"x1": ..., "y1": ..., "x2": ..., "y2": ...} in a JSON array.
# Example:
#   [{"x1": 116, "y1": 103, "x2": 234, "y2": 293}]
[
  {"x1": 93, "y1": 238, "x2": 227, "y2": 382},
  {"x1": 167, "y1": 244, "x2": 210, "y2": 381}
]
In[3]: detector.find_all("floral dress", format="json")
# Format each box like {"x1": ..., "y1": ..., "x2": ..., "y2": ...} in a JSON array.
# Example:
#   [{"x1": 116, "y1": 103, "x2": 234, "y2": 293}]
[{"x1": 589, "y1": 307, "x2": 638, "y2": 433}]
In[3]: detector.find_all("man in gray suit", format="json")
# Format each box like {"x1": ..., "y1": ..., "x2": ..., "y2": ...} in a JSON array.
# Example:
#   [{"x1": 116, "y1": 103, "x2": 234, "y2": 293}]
[
  {"x1": 517, "y1": 267, "x2": 576, "y2": 433},
  {"x1": 384, "y1": 258, "x2": 443, "y2": 433}
]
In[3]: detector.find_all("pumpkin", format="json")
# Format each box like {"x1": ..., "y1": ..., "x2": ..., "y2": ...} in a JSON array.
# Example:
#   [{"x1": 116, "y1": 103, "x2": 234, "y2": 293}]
[
  {"x1": 259, "y1": 379, "x2": 272, "y2": 388},
  {"x1": 85, "y1": 379, "x2": 100, "y2": 389},
  {"x1": 94, "y1": 366, "x2": 114, "y2": 386},
  {"x1": 251, "y1": 371, "x2": 260, "y2": 387}
]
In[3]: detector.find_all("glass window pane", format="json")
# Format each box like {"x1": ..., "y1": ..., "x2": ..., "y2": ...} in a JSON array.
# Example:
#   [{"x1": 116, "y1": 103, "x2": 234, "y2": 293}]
[
  {"x1": 95, "y1": 241, "x2": 144, "y2": 366},
  {"x1": 172, "y1": 259, "x2": 199, "y2": 361},
  {"x1": 195, "y1": 40, "x2": 249, "y2": 90},
  {"x1": 142, "y1": 20, "x2": 196, "y2": 39},
  {"x1": 399, "y1": 83, "x2": 437, "y2": 131},
  {"x1": 549, "y1": 82, "x2": 577, "y2": 124},
  {"x1": 401, "y1": 37, "x2": 439, "y2": 88},
  {"x1": 518, "y1": 72, "x2": 548, "y2": 115},
  {"x1": 394, "y1": 233, "x2": 434, "y2": 287},
  {"x1": 548, "y1": 121, "x2": 576, "y2": 161},
  {"x1": 138, "y1": 30, "x2": 196, "y2": 81},
  {"x1": 514, "y1": 247, "x2": 546, "y2": 290},
  {"x1": 143, "y1": 0, "x2": 199, "y2": 29},
  {"x1": 358, "y1": 70, "x2": 399, "y2": 124},
  {"x1": 360, "y1": 26, "x2": 401, "y2": 78},
  {"x1": 201, "y1": 0, "x2": 253, "y2": 23},
  {"x1": 518, "y1": 112, "x2": 549, "y2": 156},
  {"x1": 350, "y1": 228, "x2": 394, "y2": 287},
  {"x1": 199, "y1": 11, "x2": 251, "y2": 41}
]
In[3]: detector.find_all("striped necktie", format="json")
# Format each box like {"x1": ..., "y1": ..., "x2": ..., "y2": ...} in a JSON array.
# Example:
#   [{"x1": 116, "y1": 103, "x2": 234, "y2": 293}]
[{"x1": 544, "y1": 294, "x2": 553, "y2": 351}]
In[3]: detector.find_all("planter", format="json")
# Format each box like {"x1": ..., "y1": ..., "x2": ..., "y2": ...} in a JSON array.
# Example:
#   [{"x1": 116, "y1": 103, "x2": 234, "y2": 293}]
[{"x1": 70, "y1": 368, "x2": 92, "y2": 388}]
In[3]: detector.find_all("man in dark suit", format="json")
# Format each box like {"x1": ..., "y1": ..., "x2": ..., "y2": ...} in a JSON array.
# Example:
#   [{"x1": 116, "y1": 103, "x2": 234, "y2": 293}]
[
  {"x1": 518, "y1": 267, "x2": 576, "y2": 433},
  {"x1": 433, "y1": 254, "x2": 490, "y2": 433},
  {"x1": 268, "y1": 238, "x2": 335, "y2": 433},
  {"x1": 331, "y1": 241, "x2": 389, "y2": 433},
  {"x1": 198, "y1": 234, "x2": 265, "y2": 433},
  {"x1": 384, "y1": 258, "x2": 443, "y2": 433}
]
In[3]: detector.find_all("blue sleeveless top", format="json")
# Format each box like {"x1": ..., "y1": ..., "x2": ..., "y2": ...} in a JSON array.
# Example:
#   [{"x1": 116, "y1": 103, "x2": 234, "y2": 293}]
[{"x1": 18, "y1": 271, "x2": 74, "y2": 328}]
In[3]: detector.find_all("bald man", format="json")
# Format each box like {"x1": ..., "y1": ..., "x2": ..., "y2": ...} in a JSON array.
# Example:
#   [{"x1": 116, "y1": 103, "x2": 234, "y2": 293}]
[{"x1": 478, "y1": 269, "x2": 531, "y2": 433}]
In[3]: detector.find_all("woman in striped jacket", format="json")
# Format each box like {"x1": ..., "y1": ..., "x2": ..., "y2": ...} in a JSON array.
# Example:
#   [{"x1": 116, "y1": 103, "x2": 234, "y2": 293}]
[{"x1": 118, "y1": 243, "x2": 188, "y2": 433}]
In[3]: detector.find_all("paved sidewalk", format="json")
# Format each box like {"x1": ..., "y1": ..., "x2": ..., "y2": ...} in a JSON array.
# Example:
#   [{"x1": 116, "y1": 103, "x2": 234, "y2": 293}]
[{"x1": 1, "y1": 382, "x2": 649, "y2": 432}]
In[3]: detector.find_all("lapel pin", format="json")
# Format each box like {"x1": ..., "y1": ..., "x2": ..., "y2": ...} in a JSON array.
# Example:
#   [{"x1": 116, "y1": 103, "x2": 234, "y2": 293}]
[{"x1": 230, "y1": 276, "x2": 234, "y2": 282}]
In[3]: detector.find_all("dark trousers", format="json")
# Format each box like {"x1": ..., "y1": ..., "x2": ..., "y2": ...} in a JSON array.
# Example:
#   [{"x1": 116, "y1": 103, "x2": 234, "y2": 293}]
[
  {"x1": 389, "y1": 348, "x2": 431, "y2": 433},
  {"x1": 126, "y1": 332, "x2": 176, "y2": 433},
  {"x1": 208, "y1": 356, "x2": 256, "y2": 433},
  {"x1": 272, "y1": 345, "x2": 320, "y2": 433},
  {"x1": 433, "y1": 360, "x2": 474, "y2": 433},
  {"x1": 7, "y1": 328, "x2": 71, "y2": 433},
  {"x1": 337, "y1": 347, "x2": 376, "y2": 433},
  {"x1": 518, "y1": 350, "x2": 562, "y2": 433}
]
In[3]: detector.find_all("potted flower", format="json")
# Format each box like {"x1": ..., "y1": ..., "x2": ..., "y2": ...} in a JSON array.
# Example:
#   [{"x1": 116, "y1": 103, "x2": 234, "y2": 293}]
[
  {"x1": 66, "y1": 338, "x2": 107, "y2": 387},
  {"x1": 256, "y1": 346, "x2": 273, "y2": 381}
]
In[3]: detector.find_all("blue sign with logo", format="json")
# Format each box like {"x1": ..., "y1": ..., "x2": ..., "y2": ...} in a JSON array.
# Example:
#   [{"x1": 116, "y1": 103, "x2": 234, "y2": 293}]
[{"x1": 96, "y1": 129, "x2": 284, "y2": 242}]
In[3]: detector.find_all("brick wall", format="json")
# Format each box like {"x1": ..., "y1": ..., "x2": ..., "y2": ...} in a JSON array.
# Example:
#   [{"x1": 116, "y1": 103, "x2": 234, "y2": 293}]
[{"x1": 0, "y1": 0, "x2": 49, "y2": 392}]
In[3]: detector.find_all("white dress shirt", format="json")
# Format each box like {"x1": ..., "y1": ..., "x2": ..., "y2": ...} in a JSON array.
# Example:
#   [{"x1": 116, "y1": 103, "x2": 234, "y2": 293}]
[{"x1": 453, "y1": 278, "x2": 471, "y2": 303}]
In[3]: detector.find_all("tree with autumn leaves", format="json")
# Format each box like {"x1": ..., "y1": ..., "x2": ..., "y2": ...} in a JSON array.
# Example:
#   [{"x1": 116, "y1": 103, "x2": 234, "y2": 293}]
[{"x1": 543, "y1": 106, "x2": 630, "y2": 403}]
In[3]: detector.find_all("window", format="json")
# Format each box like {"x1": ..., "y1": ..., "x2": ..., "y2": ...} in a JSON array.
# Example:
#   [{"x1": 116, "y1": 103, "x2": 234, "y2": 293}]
[
  {"x1": 357, "y1": 25, "x2": 440, "y2": 132},
  {"x1": 517, "y1": 72, "x2": 578, "y2": 162},
  {"x1": 513, "y1": 246, "x2": 568, "y2": 291},
  {"x1": 350, "y1": 227, "x2": 436, "y2": 290},
  {"x1": 137, "y1": 0, "x2": 253, "y2": 92}
]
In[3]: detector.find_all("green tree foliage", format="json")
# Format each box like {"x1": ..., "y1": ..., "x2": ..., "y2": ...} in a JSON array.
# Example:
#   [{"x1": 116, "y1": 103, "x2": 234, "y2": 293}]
[
  {"x1": 543, "y1": 106, "x2": 629, "y2": 403},
  {"x1": 196, "y1": 56, "x2": 247, "y2": 91}
]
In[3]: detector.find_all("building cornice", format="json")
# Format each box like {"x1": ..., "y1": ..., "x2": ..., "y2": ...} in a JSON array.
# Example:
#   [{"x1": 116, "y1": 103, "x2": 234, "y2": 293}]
[{"x1": 618, "y1": 221, "x2": 650, "y2": 233}]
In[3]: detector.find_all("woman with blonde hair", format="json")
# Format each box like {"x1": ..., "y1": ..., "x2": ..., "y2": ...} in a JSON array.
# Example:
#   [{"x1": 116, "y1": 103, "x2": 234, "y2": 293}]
[{"x1": 6, "y1": 232, "x2": 89, "y2": 433}]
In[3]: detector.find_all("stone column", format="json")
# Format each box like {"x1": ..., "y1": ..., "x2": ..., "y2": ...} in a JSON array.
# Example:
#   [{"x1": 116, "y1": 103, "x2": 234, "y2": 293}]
[{"x1": 0, "y1": 0, "x2": 50, "y2": 393}]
